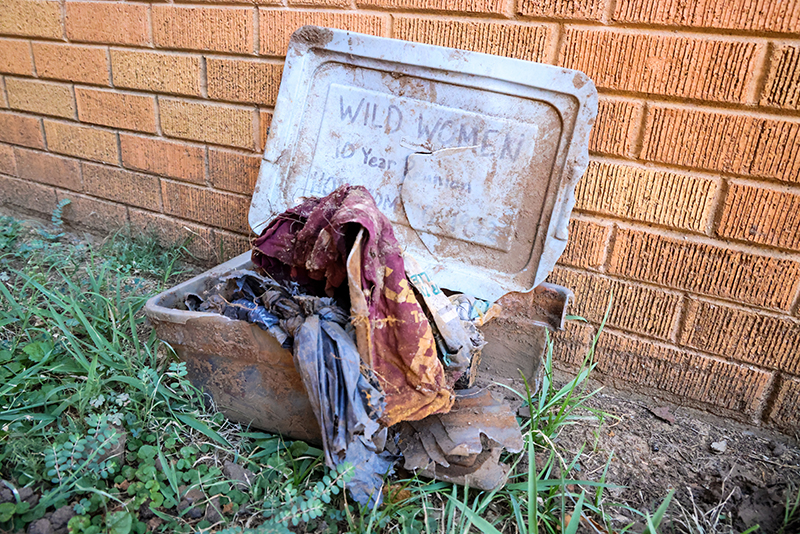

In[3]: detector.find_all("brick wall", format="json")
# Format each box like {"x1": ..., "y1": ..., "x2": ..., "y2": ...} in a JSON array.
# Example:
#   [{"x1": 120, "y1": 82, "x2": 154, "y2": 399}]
[{"x1": 1, "y1": 0, "x2": 798, "y2": 431}]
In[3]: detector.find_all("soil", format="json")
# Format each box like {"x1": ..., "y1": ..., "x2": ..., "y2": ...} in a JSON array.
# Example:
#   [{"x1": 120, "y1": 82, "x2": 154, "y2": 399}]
[{"x1": 551, "y1": 382, "x2": 800, "y2": 534}]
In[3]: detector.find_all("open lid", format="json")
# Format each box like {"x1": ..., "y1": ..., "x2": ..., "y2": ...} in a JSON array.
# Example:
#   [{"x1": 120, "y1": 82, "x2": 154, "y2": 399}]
[{"x1": 250, "y1": 26, "x2": 597, "y2": 302}]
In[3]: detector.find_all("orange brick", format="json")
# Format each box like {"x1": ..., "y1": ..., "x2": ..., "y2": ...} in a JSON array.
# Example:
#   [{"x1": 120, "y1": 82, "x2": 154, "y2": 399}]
[
  {"x1": 82, "y1": 162, "x2": 161, "y2": 211},
  {"x1": 214, "y1": 230, "x2": 252, "y2": 259},
  {"x1": 160, "y1": 99, "x2": 255, "y2": 150},
  {"x1": 44, "y1": 120, "x2": 118, "y2": 164},
  {"x1": 14, "y1": 147, "x2": 81, "y2": 190},
  {"x1": 392, "y1": 17, "x2": 553, "y2": 62},
  {"x1": 129, "y1": 208, "x2": 217, "y2": 261},
  {"x1": 76, "y1": 88, "x2": 156, "y2": 134},
  {"x1": 110, "y1": 50, "x2": 202, "y2": 97},
  {"x1": 258, "y1": 109, "x2": 272, "y2": 151},
  {"x1": 680, "y1": 299, "x2": 800, "y2": 374},
  {"x1": 209, "y1": 148, "x2": 260, "y2": 195},
  {"x1": 590, "y1": 98, "x2": 642, "y2": 157},
  {"x1": 5, "y1": 78, "x2": 75, "y2": 119},
  {"x1": 0, "y1": 39, "x2": 33, "y2": 76},
  {"x1": 0, "y1": 110, "x2": 44, "y2": 149},
  {"x1": 552, "y1": 321, "x2": 596, "y2": 367},
  {"x1": 207, "y1": 58, "x2": 282, "y2": 106},
  {"x1": 65, "y1": 2, "x2": 149, "y2": 46},
  {"x1": 259, "y1": 11, "x2": 387, "y2": 56},
  {"x1": 32, "y1": 43, "x2": 109, "y2": 86},
  {"x1": 357, "y1": 0, "x2": 503, "y2": 14},
  {"x1": 121, "y1": 134, "x2": 205, "y2": 184},
  {"x1": 766, "y1": 376, "x2": 800, "y2": 432},
  {"x1": 0, "y1": 143, "x2": 16, "y2": 175},
  {"x1": 608, "y1": 228, "x2": 800, "y2": 311},
  {"x1": 0, "y1": 78, "x2": 7, "y2": 108},
  {"x1": 613, "y1": 0, "x2": 800, "y2": 34},
  {"x1": 153, "y1": 6, "x2": 253, "y2": 54},
  {"x1": 0, "y1": 0, "x2": 62, "y2": 39},
  {"x1": 576, "y1": 161, "x2": 717, "y2": 232},
  {"x1": 561, "y1": 29, "x2": 761, "y2": 103},
  {"x1": 57, "y1": 191, "x2": 127, "y2": 233},
  {"x1": 717, "y1": 182, "x2": 800, "y2": 252},
  {"x1": 162, "y1": 181, "x2": 250, "y2": 233},
  {"x1": 641, "y1": 106, "x2": 800, "y2": 184},
  {"x1": 761, "y1": 44, "x2": 800, "y2": 110},
  {"x1": 288, "y1": 0, "x2": 348, "y2": 7},
  {"x1": 591, "y1": 331, "x2": 772, "y2": 417},
  {"x1": 0, "y1": 174, "x2": 56, "y2": 214},
  {"x1": 518, "y1": 0, "x2": 605, "y2": 20},
  {"x1": 558, "y1": 218, "x2": 610, "y2": 269},
  {"x1": 548, "y1": 267, "x2": 681, "y2": 340}
]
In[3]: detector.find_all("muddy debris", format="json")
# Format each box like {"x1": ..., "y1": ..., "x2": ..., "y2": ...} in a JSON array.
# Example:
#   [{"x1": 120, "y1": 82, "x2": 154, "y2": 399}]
[{"x1": 183, "y1": 185, "x2": 533, "y2": 506}]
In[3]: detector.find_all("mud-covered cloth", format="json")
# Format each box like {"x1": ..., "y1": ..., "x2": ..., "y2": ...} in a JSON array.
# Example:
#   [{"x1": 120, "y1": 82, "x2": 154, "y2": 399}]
[
  {"x1": 252, "y1": 185, "x2": 454, "y2": 426},
  {"x1": 293, "y1": 313, "x2": 394, "y2": 507}
]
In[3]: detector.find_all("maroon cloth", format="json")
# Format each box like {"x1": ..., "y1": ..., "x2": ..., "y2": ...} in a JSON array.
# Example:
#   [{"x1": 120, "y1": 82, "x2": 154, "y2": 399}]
[{"x1": 252, "y1": 186, "x2": 453, "y2": 424}]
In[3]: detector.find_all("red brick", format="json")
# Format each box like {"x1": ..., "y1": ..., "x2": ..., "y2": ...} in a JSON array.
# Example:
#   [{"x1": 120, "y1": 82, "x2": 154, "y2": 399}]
[
  {"x1": 44, "y1": 120, "x2": 118, "y2": 164},
  {"x1": 557, "y1": 218, "x2": 610, "y2": 269},
  {"x1": 561, "y1": 29, "x2": 761, "y2": 103},
  {"x1": 214, "y1": 230, "x2": 252, "y2": 260},
  {"x1": 357, "y1": 0, "x2": 503, "y2": 14},
  {"x1": 129, "y1": 208, "x2": 217, "y2": 262},
  {"x1": 110, "y1": 49, "x2": 202, "y2": 97},
  {"x1": 209, "y1": 148, "x2": 260, "y2": 195},
  {"x1": 761, "y1": 44, "x2": 800, "y2": 110},
  {"x1": 0, "y1": 111, "x2": 44, "y2": 149},
  {"x1": 57, "y1": 191, "x2": 127, "y2": 233},
  {"x1": 121, "y1": 134, "x2": 205, "y2": 184},
  {"x1": 162, "y1": 181, "x2": 250, "y2": 233},
  {"x1": 681, "y1": 298, "x2": 800, "y2": 374},
  {"x1": 575, "y1": 161, "x2": 717, "y2": 232},
  {"x1": 207, "y1": 58, "x2": 282, "y2": 106},
  {"x1": 0, "y1": 0, "x2": 62, "y2": 39},
  {"x1": 65, "y1": 2, "x2": 149, "y2": 46},
  {"x1": 641, "y1": 106, "x2": 800, "y2": 184},
  {"x1": 613, "y1": 0, "x2": 800, "y2": 34},
  {"x1": 5, "y1": 77, "x2": 75, "y2": 119},
  {"x1": 590, "y1": 331, "x2": 772, "y2": 418},
  {"x1": 82, "y1": 162, "x2": 161, "y2": 211},
  {"x1": 14, "y1": 147, "x2": 81, "y2": 191},
  {"x1": 160, "y1": 99, "x2": 256, "y2": 150},
  {"x1": 518, "y1": 0, "x2": 605, "y2": 20},
  {"x1": 259, "y1": 11, "x2": 387, "y2": 56},
  {"x1": 0, "y1": 174, "x2": 57, "y2": 214},
  {"x1": 717, "y1": 182, "x2": 800, "y2": 252},
  {"x1": 153, "y1": 6, "x2": 254, "y2": 54},
  {"x1": 548, "y1": 267, "x2": 681, "y2": 340},
  {"x1": 32, "y1": 42, "x2": 109, "y2": 86},
  {"x1": 258, "y1": 110, "x2": 272, "y2": 151},
  {"x1": 76, "y1": 88, "x2": 156, "y2": 134},
  {"x1": 766, "y1": 376, "x2": 800, "y2": 432},
  {"x1": 608, "y1": 228, "x2": 800, "y2": 311},
  {"x1": 0, "y1": 39, "x2": 33, "y2": 76},
  {"x1": 393, "y1": 17, "x2": 553, "y2": 62},
  {"x1": 590, "y1": 98, "x2": 642, "y2": 157}
]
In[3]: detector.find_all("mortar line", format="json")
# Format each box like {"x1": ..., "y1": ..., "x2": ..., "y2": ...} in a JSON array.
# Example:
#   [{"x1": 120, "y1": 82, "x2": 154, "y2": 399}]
[
  {"x1": 749, "y1": 40, "x2": 773, "y2": 105},
  {"x1": 669, "y1": 293, "x2": 689, "y2": 344}
]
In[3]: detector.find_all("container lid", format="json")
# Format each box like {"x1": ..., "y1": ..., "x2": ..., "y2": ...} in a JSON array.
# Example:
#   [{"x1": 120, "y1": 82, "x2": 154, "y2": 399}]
[{"x1": 250, "y1": 26, "x2": 597, "y2": 301}]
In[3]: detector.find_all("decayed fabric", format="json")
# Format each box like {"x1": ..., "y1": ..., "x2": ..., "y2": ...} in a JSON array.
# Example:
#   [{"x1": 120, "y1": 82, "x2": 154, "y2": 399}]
[{"x1": 252, "y1": 185, "x2": 454, "y2": 426}]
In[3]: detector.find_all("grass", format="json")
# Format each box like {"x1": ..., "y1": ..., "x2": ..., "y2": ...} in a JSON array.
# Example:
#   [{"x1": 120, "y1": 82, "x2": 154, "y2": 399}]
[{"x1": 0, "y1": 209, "x2": 719, "y2": 534}]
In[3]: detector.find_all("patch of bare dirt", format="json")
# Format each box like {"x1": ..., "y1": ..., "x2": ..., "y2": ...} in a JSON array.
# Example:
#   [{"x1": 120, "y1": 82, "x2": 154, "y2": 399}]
[{"x1": 555, "y1": 386, "x2": 800, "y2": 533}]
